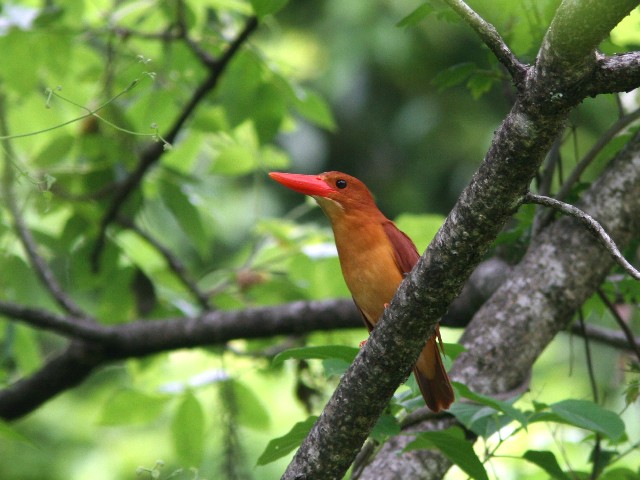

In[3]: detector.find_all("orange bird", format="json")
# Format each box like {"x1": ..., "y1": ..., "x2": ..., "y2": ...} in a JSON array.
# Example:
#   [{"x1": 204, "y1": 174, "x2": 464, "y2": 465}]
[{"x1": 269, "y1": 171, "x2": 454, "y2": 412}]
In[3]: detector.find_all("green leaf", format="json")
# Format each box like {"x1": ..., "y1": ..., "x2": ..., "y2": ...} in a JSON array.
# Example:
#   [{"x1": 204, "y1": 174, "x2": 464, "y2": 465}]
[
  {"x1": 212, "y1": 143, "x2": 256, "y2": 175},
  {"x1": 13, "y1": 325, "x2": 43, "y2": 375},
  {"x1": 432, "y1": 62, "x2": 477, "y2": 91},
  {"x1": 272, "y1": 345, "x2": 359, "y2": 367},
  {"x1": 250, "y1": 0, "x2": 289, "y2": 18},
  {"x1": 100, "y1": 389, "x2": 169, "y2": 425},
  {"x1": 448, "y1": 401, "x2": 514, "y2": 438},
  {"x1": 171, "y1": 391, "x2": 205, "y2": 466},
  {"x1": 601, "y1": 467, "x2": 640, "y2": 480},
  {"x1": 441, "y1": 342, "x2": 465, "y2": 361},
  {"x1": 452, "y1": 381, "x2": 528, "y2": 428},
  {"x1": 397, "y1": 3, "x2": 434, "y2": 28},
  {"x1": 405, "y1": 427, "x2": 488, "y2": 480},
  {"x1": 232, "y1": 380, "x2": 271, "y2": 430},
  {"x1": 294, "y1": 90, "x2": 336, "y2": 130},
  {"x1": 256, "y1": 416, "x2": 317, "y2": 466},
  {"x1": 370, "y1": 414, "x2": 401, "y2": 442},
  {"x1": 523, "y1": 450, "x2": 572, "y2": 480},
  {"x1": 467, "y1": 72, "x2": 497, "y2": 99},
  {"x1": 34, "y1": 134, "x2": 75, "y2": 167},
  {"x1": 549, "y1": 399, "x2": 626, "y2": 442},
  {"x1": 260, "y1": 144, "x2": 290, "y2": 170},
  {"x1": 159, "y1": 179, "x2": 208, "y2": 257},
  {"x1": 0, "y1": 419, "x2": 32, "y2": 445},
  {"x1": 322, "y1": 358, "x2": 352, "y2": 377}
]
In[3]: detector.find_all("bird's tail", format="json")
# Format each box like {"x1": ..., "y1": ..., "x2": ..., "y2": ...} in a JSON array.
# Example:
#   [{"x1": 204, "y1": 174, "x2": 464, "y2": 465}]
[{"x1": 413, "y1": 329, "x2": 455, "y2": 412}]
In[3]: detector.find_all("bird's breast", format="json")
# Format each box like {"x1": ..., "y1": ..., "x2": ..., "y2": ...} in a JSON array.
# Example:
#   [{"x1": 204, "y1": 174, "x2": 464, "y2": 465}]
[{"x1": 334, "y1": 223, "x2": 404, "y2": 326}]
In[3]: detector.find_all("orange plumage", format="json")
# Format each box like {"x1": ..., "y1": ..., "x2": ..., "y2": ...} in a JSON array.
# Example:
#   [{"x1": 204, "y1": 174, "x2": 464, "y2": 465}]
[{"x1": 270, "y1": 171, "x2": 454, "y2": 412}]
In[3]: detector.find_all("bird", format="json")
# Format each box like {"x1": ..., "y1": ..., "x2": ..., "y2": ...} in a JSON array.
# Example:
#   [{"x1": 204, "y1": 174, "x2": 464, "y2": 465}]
[{"x1": 269, "y1": 171, "x2": 454, "y2": 412}]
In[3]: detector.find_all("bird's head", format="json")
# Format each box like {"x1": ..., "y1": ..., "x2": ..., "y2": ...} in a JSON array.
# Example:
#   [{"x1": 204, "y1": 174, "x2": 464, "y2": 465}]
[{"x1": 269, "y1": 171, "x2": 377, "y2": 217}]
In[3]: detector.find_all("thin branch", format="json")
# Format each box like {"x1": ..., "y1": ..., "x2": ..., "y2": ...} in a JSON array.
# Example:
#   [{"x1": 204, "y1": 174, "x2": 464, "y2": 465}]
[
  {"x1": 523, "y1": 192, "x2": 640, "y2": 281},
  {"x1": 556, "y1": 107, "x2": 640, "y2": 203},
  {"x1": 578, "y1": 311, "x2": 599, "y2": 403},
  {"x1": 0, "y1": 300, "x2": 109, "y2": 342},
  {"x1": 443, "y1": 0, "x2": 527, "y2": 85},
  {"x1": 570, "y1": 321, "x2": 640, "y2": 354},
  {"x1": 175, "y1": 0, "x2": 217, "y2": 67},
  {"x1": 90, "y1": 16, "x2": 259, "y2": 270},
  {"x1": 0, "y1": 95, "x2": 92, "y2": 320},
  {"x1": 585, "y1": 309, "x2": 623, "y2": 478},
  {"x1": 116, "y1": 216, "x2": 211, "y2": 310},
  {"x1": 596, "y1": 288, "x2": 640, "y2": 364}
]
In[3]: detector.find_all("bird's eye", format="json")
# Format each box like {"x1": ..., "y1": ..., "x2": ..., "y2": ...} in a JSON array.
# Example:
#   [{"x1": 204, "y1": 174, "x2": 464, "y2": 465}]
[{"x1": 336, "y1": 179, "x2": 347, "y2": 189}]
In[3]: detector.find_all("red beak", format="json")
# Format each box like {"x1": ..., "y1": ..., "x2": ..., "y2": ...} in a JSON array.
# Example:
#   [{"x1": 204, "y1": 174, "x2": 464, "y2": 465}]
[{"x1": 269, "y1": 172, "x2": 335, "y2": 197}]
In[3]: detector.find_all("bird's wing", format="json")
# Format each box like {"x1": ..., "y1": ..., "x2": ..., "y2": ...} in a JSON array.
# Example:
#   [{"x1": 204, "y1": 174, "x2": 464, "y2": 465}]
[{"x1": 382, "y1": 220, "x2": 420, "y2": 274}]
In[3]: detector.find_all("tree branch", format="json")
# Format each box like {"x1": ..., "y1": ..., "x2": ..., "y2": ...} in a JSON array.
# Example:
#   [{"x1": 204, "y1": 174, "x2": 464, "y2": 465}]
[
  {"x1": 555, "y1": 106, "x2": 640, "y2": 203},
  {"x1": 596, "y1": 289, "x2": 640, "y2": 363},
  {"x1": 0, "y1": 342, "x2": 104, "y2": 421},
  {"x1": 0, "y1": 299, "x2": 361, "y2": 420},
  {"x1": 116, "y1": 216, "x2": 211, "y2": 310},
  {"x1": 90, "y1": 16, "x2": 259, "y2": 270},
  {"x1": 571, "y1": 321, "x2": 640, "y2": 356},
  {"x1": 523, "y1": 192, "x2": 640, "y2": 281},
  {"x1": 1, "y1": 274, "x2": 637, "y2": 422},
  {"x1": 589, "y1": 51, "x2": 640, "y2": 96},
  {"x1": 0, "y1": 301, "x2": 108, "y2": 342},
  {"x1": 443, "y1": 0, "x2": 527, "y2": 85}
]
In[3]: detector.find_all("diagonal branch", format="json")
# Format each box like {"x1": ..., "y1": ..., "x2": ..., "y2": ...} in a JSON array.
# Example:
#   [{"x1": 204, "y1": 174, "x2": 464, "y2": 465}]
[
  {"x1": 91, "y1": 16, "x2": 259, "y2": 270},
  {"x1": 0, "y1": 341, "x2": 104, "y2": 421},
  {"x1": 524, "y1": 192, "x2": 640, "y2": 281},
  {"x1": 443, "y1": 0, "x2": 527, "y2": 85},
  {"x1": 596, "y1": 288, "x2": 640, "y2": 364},
  {"x1": 116, "y1": 216, "x2": 211, "y2": 310},
  {"x1": 555, "y1": 106, "x2": 640, "y2": 203}
]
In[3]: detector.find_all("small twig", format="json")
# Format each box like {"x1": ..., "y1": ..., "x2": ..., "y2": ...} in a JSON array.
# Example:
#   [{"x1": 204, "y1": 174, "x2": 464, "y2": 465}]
[
  {"x1": 116, "y1": 216, "x2": 211, "y2": 310},
  {"x1": 175, "y1": 0, "x2": 217, "y2": 67},
  {"x1": 578, "y1": 311, "x2": 599, "y2": 404},
  {"x1": 556, "y1": 107, "x2": 640, "y2": 203},
  {"x1": 91, "y1": 16, "x2": 259, "y2": 271},
  {"x1": 0, "y1": 95, "x2": 92, "y2": 320},
  {"x1": 443, "y1": 0, "x2": 527, "y2": 85},
  {"x1": 570, "y1": 321, "x2": 640, "y2": 354},
  {"x1": 112, "y1": 26, "x2": 182, "y2": 42},
  {"x1": 523, "y1": 193, "x2": 640, "y2": 281},
  {"x1": 596, "y1": 289, "x2": 640, "y2": 364}
]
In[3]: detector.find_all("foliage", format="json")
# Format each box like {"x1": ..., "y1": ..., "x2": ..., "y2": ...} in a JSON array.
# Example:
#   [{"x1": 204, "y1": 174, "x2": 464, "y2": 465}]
[{"x1": 0, "y1": 0, "x2": 638, "y2": 479}]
